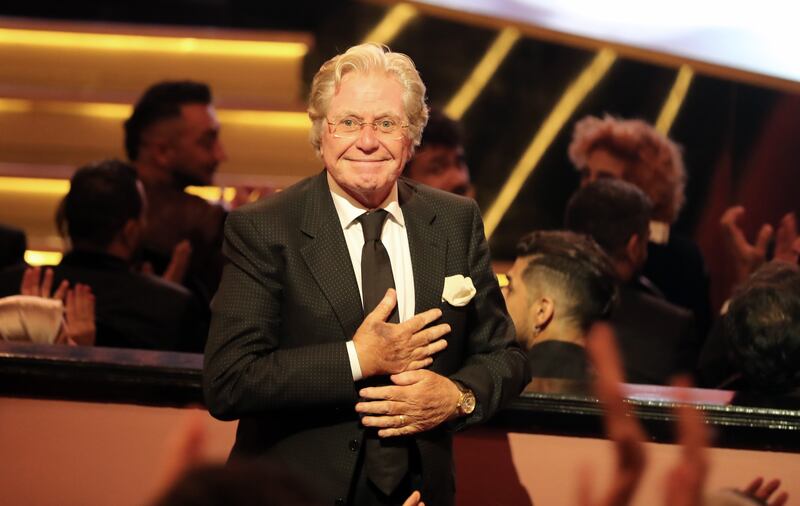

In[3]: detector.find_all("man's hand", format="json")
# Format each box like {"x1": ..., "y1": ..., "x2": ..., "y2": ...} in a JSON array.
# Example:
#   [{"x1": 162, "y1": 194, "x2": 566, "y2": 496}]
[
  {"x1": 663, "y1": 376, "x2": 709, "y2": 506},
  {"x1": 355, "y1": 369, "x2": 462, "y2": 437},
  {"x1": 580, "y1": 323, "x2": 646, "y2": 506},
  {"x1": 720, "y1": 206, "x2": 772, "y2": 284},
  {"x1": 353, "y1": 289, "x2": 450, "y2": 378},
  {"x1": 57, "y1": 283, "x2": 96, "y2": 346},
  {"x1": 162, "y1": 240, "x2": 193, "y2": 284},
  {"x1": 740, "y1": 477, "x2": 789, "y2": 506},
  {"x1": 21, "y1": 266, "x2": 68, "y2": 300}
]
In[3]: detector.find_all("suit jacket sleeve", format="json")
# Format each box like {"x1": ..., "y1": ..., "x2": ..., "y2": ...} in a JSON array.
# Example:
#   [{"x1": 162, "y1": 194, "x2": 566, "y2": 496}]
[
  {"x1": 448, "y1": 200, "x2": 530, "y2": 427},
  {"x1": 203, "y1": 209, "x2": 357, "y2": 421}
]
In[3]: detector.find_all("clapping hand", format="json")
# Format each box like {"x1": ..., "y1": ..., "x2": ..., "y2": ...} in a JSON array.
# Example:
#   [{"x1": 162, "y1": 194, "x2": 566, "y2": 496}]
[{"x1": 20, "y1": 267, "x2": 96, "y2": 346}]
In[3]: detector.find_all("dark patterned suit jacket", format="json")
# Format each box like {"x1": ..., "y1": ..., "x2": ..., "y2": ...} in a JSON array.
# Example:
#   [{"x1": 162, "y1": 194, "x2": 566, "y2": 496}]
[{"x1": 203, "y1": 172, "x2": 528, "y2": 506}]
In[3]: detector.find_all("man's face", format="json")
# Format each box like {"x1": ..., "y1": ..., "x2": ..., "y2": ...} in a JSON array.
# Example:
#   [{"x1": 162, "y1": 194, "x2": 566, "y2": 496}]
[
  {"x1": 502, "y1": 257, "x2": 534, "y2": 346},
  {"x1": 168, "y1": 103, "x2": 226, "y2": 187},
  {"x1": 321, "y1": 72, "x2": 412, "y2": 208},
  {"x1": 579, "y1": 148, "x2": 626, "y2": 187},
  {"x1": 405, "y1": 144, "x2": 474, "y2": 197}
]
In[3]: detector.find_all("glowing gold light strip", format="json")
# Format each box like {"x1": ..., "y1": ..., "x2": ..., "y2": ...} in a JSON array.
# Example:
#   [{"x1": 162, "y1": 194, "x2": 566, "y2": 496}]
[
  {"x1": 0, "y1": 98, "x2": 310, "y2": 128},
  {"x1": 361, "y1": 3, "x2": 418, "y2": 45},
  {"x1": 24, "y1": 250, "x2": 63, "y2": 266},
  {"x1": 0, "y1": 177, "x2": 69, "y2": 195},
  {"x1": 186, "y1": 186, "x2": 237, "y2": 202},
  {"x1": 0, "y1": 28, "x2": 308, "y2": 58},
  {"x1": 655, "y1": 64, "x2": 694, "y2": 135},
  {"x1": 445, "y1": 28, "x2": 520, "y2": 120},
  {"x1": 483, "y1": 48, "x2": 618, "y2": 238},
  {"x1": 0, "y1": 176, "x2": 236, "y2": 203}
]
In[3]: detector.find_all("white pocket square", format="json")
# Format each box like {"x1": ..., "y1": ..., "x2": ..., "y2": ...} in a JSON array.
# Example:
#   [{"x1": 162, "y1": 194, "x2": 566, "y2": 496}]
[{"x1": 441, "y1": 275, "x2": 476, "y2": 307}]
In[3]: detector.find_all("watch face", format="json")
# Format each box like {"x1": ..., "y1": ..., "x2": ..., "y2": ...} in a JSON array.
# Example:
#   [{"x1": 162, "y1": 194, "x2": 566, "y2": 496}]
[{"x1": 464, "y1": 393, "x2": 476, "y2": 414}]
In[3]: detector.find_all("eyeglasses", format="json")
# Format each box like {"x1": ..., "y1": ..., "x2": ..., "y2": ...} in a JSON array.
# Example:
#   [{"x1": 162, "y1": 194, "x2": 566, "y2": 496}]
[{"x1": 326, "y1": 115, "x2": 409, "y2": 139}]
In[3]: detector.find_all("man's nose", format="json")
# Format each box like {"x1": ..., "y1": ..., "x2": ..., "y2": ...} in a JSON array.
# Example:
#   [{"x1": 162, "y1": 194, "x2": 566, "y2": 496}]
[
  {"x1": 215, "y1": 140, "x2": 228, "y2": 163},
  {"x1": 355, "y1": 123, "x2": 380, "y2": 151}
]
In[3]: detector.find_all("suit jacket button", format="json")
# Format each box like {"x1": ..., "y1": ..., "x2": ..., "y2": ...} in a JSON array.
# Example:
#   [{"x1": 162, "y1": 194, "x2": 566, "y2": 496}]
[
  {"x1": 348, "y1": 439, "x2": 359, "y2": 452},
  {"x1": 335, "y1": 498, "x2": 345, "y2": 506}
]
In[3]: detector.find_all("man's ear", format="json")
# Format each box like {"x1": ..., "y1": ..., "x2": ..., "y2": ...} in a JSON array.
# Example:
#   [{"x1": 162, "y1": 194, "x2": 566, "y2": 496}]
[
  {"x1": 625, "y1": 234, "x2": 641, "y2": 262},
  {"x1": 151, "y1": 137, "x2": 175, "y2": 168},
  {"x1": 120, "y1": 218, "x2": 142, "y2": 251},
  {"x1": 531, "y1": 296, "x2": 555, "y2": 332},
  {"x1": 625, "y1": 233, "x2": 647, "y2": 267}
]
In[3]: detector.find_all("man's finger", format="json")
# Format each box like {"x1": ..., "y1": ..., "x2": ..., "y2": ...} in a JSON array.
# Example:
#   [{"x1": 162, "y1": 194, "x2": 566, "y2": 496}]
[
  {"x1": 742, "y1": 477, "x2": 764, "y2": 496},
  {"x1": 364, "y1": 289, "x2": 398, "y2": 323},
  {"x1": 412, "y1": 323, "x2": 451, "y2": 346},
  {"x1": 754, "y1": 223, "x2": 774, "y2": 254},
  {"x1": 756, "y1": 479, "x2": 781, "y2": 501},
  {"x1": 355, "y1": 400, "x2": 396, "y2": 415},
  {"x1": 20, "y1": 267, "x2": 37, "y2": 295},
  {"x1": 378, "y1": 426, "x2": 417, "y2": 438},
  {"x1": 405, "y1": 358, "x2": 434, "y2": 371},
  {"x1": 402, "y1": 307, "x2": 443, "y2": 333},
  {"x1": 720, "y1": 205, "x2": 744, "y2": 228},
  {"x1": 41, "y1": 268, "x2": 54, "y2": 297},
  {"x1": 390, "y1": 370, "x2": 425, "y2": 386},
  {"x1": 359, "y1": 385, "x2": 401, "y2": 400},
  {"x1": 53, "y1": 279, "x2": 69, "y2": 301},
  {"x1": 361, "y1": 415, "x2": 407, "y2": 428},
  {"x1": 401, "y1": 490, "x2": 422, "y2": 506}
]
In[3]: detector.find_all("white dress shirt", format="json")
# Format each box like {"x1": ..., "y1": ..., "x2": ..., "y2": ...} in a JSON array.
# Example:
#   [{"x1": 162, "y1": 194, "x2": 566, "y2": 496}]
[{"x1": 327, "y1": 173, "x2": 416, "y2": 381}]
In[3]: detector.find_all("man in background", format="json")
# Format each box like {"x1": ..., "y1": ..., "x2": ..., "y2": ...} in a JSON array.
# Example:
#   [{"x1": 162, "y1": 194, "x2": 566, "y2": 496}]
[
  {"x1": 124, "y1": 80, "x2": 227, "y2": 305},
  {"x1": 565, "y1": 179, "x2": 697, "y2": 385},
  {"x1": 0, "y1": 159, "x2": 206, "y2": 351},
  {"x1": 403, "y1": 109, "x2": 474, "y2": 198}
]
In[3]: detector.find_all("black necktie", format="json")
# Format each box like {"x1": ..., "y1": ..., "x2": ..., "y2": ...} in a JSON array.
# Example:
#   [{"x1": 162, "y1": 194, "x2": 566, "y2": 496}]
[{"x1": 358, "y1": 210, "x2": 408, "y2": 495}]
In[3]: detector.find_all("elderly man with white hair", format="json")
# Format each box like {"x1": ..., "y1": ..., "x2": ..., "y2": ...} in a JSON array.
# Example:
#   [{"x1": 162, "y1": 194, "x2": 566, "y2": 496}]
[{"x1": 203, "y1": 44, "x2": 528, "y2": 506}]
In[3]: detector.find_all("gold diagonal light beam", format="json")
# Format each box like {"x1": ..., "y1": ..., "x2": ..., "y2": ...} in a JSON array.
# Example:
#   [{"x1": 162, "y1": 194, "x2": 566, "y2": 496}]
[
  {"x1": 655, "y1": 64, "x2": 694, "y2": 135},
  {"x1": 362, "y1": 3, "x2": 418, "y2": 45},
  {"x1": 445, "y1": 28, "x2": 520, "y2": 120},
  {"x1": 483, "y1": 48, "x2": 618, "y2": 239}
]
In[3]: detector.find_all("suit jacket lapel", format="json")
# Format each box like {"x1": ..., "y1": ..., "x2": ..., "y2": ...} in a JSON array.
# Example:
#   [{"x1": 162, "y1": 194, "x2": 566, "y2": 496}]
[
  {"x1": 299, "y1": 172, "x2": 364, "y2": 339},
  {"x1": 399, "y1": 179, "x2": 445, "y2": 314}
]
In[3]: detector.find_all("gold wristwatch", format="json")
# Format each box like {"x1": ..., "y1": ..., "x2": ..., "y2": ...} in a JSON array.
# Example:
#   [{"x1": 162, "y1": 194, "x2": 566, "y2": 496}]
[{"x1": 454, "y1": 381, "x2": 476, "y2": 416}]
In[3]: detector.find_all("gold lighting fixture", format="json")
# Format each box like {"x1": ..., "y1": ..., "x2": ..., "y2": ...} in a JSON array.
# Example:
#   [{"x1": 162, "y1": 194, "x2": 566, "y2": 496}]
[{"x1": 0, "y1": 27, "x2": 308, "y2": 58}]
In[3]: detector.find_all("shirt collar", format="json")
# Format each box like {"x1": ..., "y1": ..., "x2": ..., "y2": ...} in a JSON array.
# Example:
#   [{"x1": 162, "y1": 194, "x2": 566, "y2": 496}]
[{"x1": 327, "y1": 172, "x2": 405, "y2": 230}]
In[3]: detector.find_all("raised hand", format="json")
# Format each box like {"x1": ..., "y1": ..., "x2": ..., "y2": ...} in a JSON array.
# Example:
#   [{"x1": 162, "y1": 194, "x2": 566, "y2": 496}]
[
  {"x1": 353, "y1": 289, "x2": 450, "y2": 378},
  {"x1": 57, "y1": 283, "x2": 96, "y2": 346},
  {"x1": 662, "y1": 376, "x2": 709, "y2": 506},
  {"x1": 740, "y1": 477, "x2": 789, "y2": 506},
  {"x1": 720, "y1": 206, "x2": 772, "y2": 284},
  {"x1": 579, "y1": 323, "x2": 646, "y2": 506},
  {"x1": 162, "y1": 240, "x2": 193, "y2": 284},
  {"x1": 356, "y1": 369, "x2": 462, "y2": 437}
]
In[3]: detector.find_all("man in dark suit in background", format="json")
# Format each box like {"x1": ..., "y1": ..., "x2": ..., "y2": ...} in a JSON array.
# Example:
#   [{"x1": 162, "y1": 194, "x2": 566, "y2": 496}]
[
  {"x1": 565, "y1": 179, "x2": 698, "y2": 385},
  {"x1": 203, "y1": 44, "x2": 528, "y2": 506},
  {"x1": 0, "y1": 159, "x2": 207, "y2": 352},
  {"x1": 124, "y1": 80, "x2": 227, "y2": 306}
]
